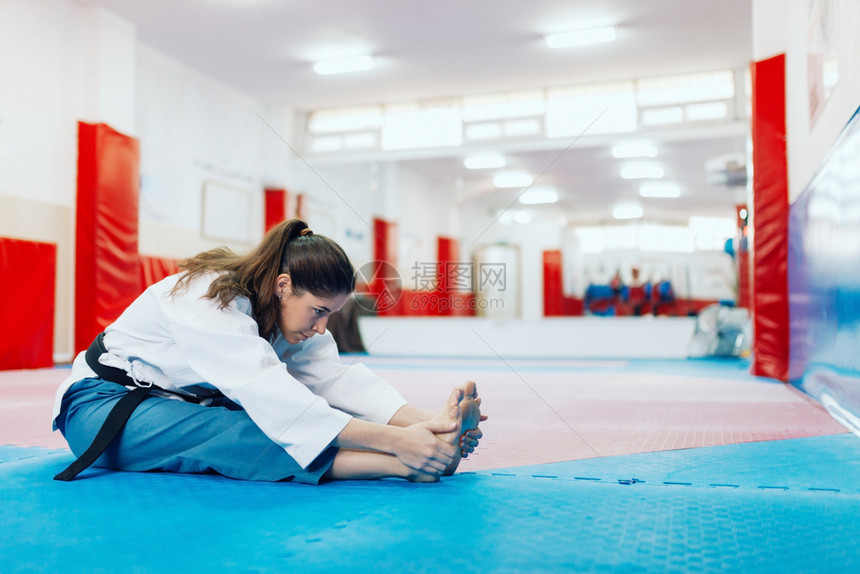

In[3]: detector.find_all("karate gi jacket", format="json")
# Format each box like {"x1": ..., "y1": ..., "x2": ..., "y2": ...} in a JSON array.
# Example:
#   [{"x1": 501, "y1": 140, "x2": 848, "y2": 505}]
[{"x1": 53, "y1": 272, "x2": 407, "y2": 469}]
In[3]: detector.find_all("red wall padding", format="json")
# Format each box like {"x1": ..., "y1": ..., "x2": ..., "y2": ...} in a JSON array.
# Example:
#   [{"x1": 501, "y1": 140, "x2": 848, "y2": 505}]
[
  {"x1": 436, "y1": 237, "x2": 455, "y2": 316},
  {"x1": 372, "y1": 217, "x2": 402, "y2": 316},
  {"x1": 75, "y1": 121, "x2": 141, "y2": 354},
  {"x1": 264, "y1": 187, "x2": 287, "y2": 232},
  {"x1": 543, "y1": 250, "x2": 564, "y2": 316},
  {"x1": 140, "y1": 255, "x2": 180, "y2": 289},
  {"x1": 0, "y1": 237, "x2": 56, "y2": 369},
  {"x1": 438, "y1": 237, "x2": 475, "y2": 317},
  {"x1": 750, "y1": 54, "x2": 790, "y2": 381},
  {"x1": 542, "y1": 249, "x2": 584, "y2": 316}
]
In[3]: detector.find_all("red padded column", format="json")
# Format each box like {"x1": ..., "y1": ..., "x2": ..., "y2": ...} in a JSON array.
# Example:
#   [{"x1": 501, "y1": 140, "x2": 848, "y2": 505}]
[
  {"x1": 75, "y1": 121, "x2": 141, "y2": 353},
  {"x1": 436, "y1": 237, "x2": 456, "y2": 316},
  {"x1": 372, "y1": 217, "x2": 402, "y2": 315},
  {"x1": 543, "y1": 250, "x2": 564, "y2": 316},
  {"x1": 0, "y1": 237, "x2": 56, "y2": 369},
  {"x1": 264, "y1": 187, "x2": 287, "y2": 232},
  {"x1": 750, "y1": 54, "x2": 789, "y2": 380}
]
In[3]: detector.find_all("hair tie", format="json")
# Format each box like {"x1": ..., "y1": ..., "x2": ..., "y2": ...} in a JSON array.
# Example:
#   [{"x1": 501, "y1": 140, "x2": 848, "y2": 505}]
[{"x1": 299, "y1": 228, "x2": 313, "y2": 237}]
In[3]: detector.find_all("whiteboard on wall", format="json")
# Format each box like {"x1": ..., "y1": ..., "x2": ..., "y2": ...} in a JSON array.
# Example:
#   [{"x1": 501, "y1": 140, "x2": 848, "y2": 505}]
[{"x1": 201, "y1": 181, "x2": 253, "y2": 243}]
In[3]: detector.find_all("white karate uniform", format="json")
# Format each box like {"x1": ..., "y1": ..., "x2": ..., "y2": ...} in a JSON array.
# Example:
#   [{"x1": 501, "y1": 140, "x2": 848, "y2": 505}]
[{"x1": 52, "y1": 272, "x2": 407, "y2": 469}]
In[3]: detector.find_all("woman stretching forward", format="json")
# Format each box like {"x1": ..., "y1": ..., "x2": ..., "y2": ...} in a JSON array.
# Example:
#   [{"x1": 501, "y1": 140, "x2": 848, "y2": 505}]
[{"x1": 53, "y1": 219, "x2": 483, "y2": 484}]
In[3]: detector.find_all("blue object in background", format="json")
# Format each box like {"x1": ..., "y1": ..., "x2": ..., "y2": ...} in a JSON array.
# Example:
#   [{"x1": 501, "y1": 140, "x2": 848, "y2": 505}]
[{"x1": 789, "y1": 105, "x2": 860, "y2": 435}]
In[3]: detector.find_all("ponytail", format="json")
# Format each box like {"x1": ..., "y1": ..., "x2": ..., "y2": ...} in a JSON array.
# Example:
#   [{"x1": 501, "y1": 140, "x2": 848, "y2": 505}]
[{"x1": 172, "y1": 219, "x2": 355, "y2": 341}]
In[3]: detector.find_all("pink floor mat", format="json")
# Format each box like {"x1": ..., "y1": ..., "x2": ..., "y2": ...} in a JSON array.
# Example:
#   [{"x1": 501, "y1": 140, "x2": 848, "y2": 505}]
[
  {"x1": 0, "y1": 368, "x2": 68, "y2": 449},
  {"x1": 0, "y1": 362, "x2": 847, "y2": 472},
  {"x1": 381, "y1": 368, "x2": 848, "y2": 471}
]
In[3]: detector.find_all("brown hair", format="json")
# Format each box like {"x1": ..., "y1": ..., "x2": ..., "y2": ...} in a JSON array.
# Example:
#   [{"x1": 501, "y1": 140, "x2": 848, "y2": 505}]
[{"x1": 172, "y1": 219, "x2": 356, "y2": 341}]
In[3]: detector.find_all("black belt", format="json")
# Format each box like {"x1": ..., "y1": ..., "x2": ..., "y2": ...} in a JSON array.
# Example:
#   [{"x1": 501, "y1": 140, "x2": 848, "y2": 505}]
[{"x1": 54, "y1": 332, "x2": 155, "y2": 482}]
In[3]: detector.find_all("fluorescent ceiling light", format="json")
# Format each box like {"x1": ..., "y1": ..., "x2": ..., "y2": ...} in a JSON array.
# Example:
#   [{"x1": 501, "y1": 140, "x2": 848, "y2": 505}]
[
  {"x1": 545, "y1": 27, "x2": 617, "y2": 49},
  {"x1": 612, "y1": 142, "x2": 657, "y2": 158},
  {"x1": 493, "y1": 171, "x2": 534, "y2": 188},
  {"x1": 313, "y1": 55, "x2": 374, "y2": 76},
  {"x1": 613, "y1": 204, "x2": 644, "y2": 220},
  {"x1": 514, "y1": 210, "x2": 532, "y2": 224},
  {"x1": 621, "y1": 164, "x2": 664, "y2": 179},
  {"x1": 464, "y1": 155, "x2": 506, "y2": 169},
  {"x1": 519, "y1": 187, "x2": 559, "y2": 204},
  {"x1": 639, "y1": 184, "x2": 681, "y2": 198}
]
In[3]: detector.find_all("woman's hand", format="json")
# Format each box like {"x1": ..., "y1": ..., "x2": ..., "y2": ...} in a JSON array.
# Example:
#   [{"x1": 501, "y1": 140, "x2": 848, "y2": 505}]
[{"x1": 393, "y1": 420, "x2": 458, "y2": 476}]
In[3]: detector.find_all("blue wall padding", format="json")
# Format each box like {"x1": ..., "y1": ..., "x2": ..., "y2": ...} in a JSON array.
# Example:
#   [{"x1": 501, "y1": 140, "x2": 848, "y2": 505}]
[
  {"x1": 2, "y1": 436, "x2": 859, "y2": 573},
  {"x1": 789, "y1": 105, "x2": 860, "y2": 429}
]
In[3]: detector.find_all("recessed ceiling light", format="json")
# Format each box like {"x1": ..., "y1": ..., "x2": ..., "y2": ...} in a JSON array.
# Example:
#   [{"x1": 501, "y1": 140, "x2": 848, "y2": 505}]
[
  {"x1": 613, "y1": 204, "x2": 644, "y2": 219},
  {"x1": 464, "y1": 154, "x2": 506, "y2": 169},
  {"x1": 545, "y1": 27, "x2": 617, "y2": 49},
  {"x1": 493, "y1": 171, "x2": 534, "y2": 188},
  {"x1": 313, "y1": 55, "x2": 374, "y2": 76},
  {"x1": 639, "y1": 184, "x2": 681, "y2": 198},
  {"x1": 612, "y1": 142, "x2": 658, "y2": 158},
  {"x1": 620, "y1": 164, "x2": 664, "y2": 180},
  {"x1": 519, "y1": 187, "x2": 559, "y2": 204}
]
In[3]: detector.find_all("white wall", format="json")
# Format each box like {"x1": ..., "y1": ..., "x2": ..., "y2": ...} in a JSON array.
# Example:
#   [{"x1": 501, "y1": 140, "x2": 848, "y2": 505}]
[
  {"x1": 0, "y1": 0, "x2": 137, "y2": 360},
  {"x1": 391, "y1": 165, "x2": 457, "y2": 285},
  {"x1": 0, "y1": 0, "x2": 89, "y2": 207},
  {"x1": 359, "y1": 316, "x2": 698, "y2": 359},
  {"x1": 753, "y1": 0, "x2": 860, "y2": 200},
  {"x1": 0, "y1": 0, "x2": 301, "y2": 359},
  {"x1": 460, "y1": 204, "x2": 563, "y2": 320},
  {"x1": 286, "y1": 159, "x2": 454, "y2": 280},
  {"x1": 135, "y1": 44, "x2": 275, "y2": 258},
  {"x1": 4, "y1": 0, "x2": 854, "y2": 361},
  {"x1": 285, "y1": 161, "x2": 383, "y2": 267}
]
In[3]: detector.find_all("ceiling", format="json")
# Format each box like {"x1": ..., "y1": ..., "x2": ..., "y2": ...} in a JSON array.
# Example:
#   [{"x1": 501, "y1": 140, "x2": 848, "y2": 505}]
[{"x1": 83, "y1": 0, "x2": 754, "y2": 224}]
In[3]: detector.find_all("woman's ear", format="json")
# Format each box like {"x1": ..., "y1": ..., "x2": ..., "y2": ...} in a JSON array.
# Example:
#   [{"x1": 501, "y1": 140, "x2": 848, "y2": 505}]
[{"x1": 276, "y1": 273, "x2": 292, "y2": 298}]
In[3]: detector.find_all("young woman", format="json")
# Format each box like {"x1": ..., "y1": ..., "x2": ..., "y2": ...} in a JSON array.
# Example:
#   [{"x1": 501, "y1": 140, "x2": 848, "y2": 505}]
[{"x1": 52, "y1": 219, "x2": 483, "y2": 484}]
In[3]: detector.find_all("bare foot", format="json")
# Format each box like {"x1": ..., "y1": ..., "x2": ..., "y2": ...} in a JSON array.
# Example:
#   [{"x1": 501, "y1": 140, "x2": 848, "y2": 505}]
[
  {"x1": 429, "y1": 387, "x2": 482, "y2": 476},
  {"x1": 457, "y1": 380, "x2": 484, "y2": 458}
]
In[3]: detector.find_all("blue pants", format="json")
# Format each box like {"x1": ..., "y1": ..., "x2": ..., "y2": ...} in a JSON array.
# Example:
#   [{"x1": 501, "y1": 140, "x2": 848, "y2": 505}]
[{"x1": 55, "y1": 378, "x2": 337, "y2": 484}]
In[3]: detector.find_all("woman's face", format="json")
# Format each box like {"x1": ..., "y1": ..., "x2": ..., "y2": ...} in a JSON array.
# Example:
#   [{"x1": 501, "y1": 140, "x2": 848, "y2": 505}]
[{"x1": 276, "y1": 274, "x2": 349, "y2": 344}]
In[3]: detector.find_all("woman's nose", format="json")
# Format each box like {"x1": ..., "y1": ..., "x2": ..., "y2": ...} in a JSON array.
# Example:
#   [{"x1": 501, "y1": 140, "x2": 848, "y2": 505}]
[{"x1": 314, "y1": 317, "x2": 328, "y2": 334}]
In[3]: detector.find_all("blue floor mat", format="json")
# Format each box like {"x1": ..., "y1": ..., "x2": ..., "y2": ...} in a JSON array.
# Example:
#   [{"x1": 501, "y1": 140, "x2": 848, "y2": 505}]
[
  {"x1": 2, "y1": 435, "x2": 860, "y2": 573},
  {"x1": 477, "y1": 434, "x2": 860, "y2": 492}
]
